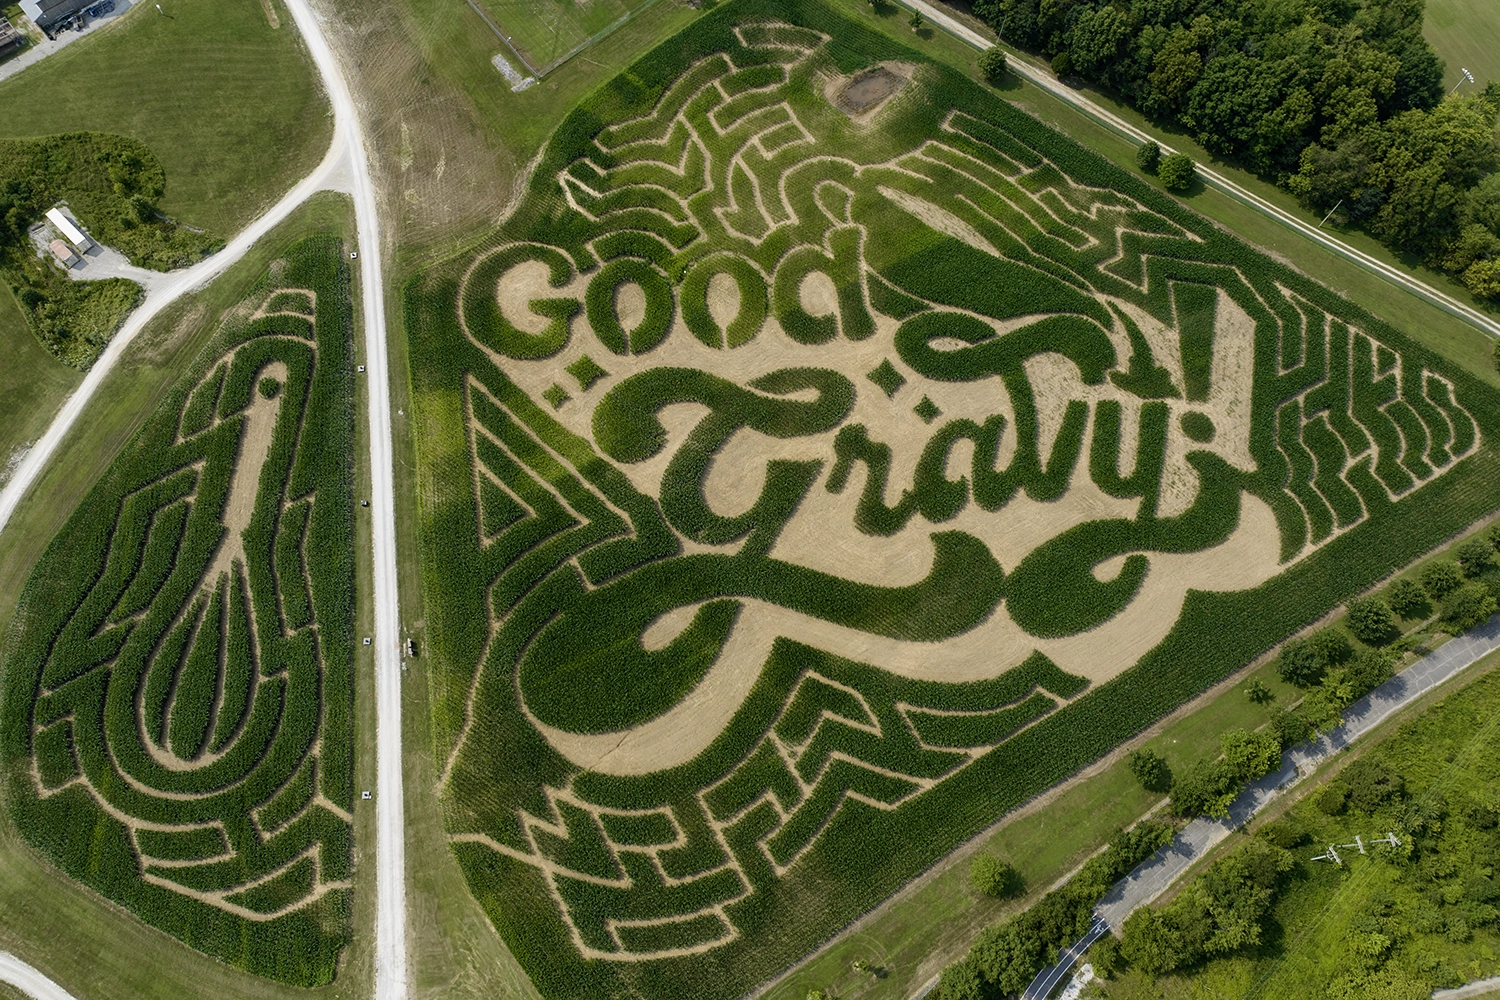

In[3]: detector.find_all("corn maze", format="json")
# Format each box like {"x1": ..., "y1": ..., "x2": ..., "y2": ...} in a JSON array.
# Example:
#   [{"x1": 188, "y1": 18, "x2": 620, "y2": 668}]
[
  {"x1": 402, "y1": 3, "x2": 1500, "y2": 997},
  {"x1": 1, "y1": 236, "x2": 356, "y2": 986}
]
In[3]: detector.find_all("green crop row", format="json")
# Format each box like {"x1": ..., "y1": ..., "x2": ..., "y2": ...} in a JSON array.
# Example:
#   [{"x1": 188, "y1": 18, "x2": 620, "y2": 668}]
[{"x1": 0, "y1": 236, "x2": 355, "y2": 985}]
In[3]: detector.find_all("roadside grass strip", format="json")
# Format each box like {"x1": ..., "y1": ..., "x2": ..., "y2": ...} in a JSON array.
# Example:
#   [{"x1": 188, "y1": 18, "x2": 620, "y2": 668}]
[
  {"x1": 0, "y1": 236, "x2": 356, "y2": 986},
  {"x1": 401, "y1": 1, "x2": 1500, "y2": 996}
]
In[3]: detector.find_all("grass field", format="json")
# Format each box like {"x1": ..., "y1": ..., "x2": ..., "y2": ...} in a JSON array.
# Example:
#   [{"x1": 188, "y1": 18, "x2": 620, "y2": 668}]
[
  {"x1": 469, "y1": 0, "x2": 656, "y2": 75},
  {"x1": 0, "y1": 193, "x2": 379, "y2": 1000},
  {"x1": 399, "y1": 1, "x2": 1500, "y2": 996},
  {"x1": 0, "y1": 292, "x2": 83, "y2": 489},
  {"x1": 1424, "y1": 0, "x2": 1500, "y2": 94},
  {"x1": 0, "y1": 0, "x2": 329, "y2": 236}
]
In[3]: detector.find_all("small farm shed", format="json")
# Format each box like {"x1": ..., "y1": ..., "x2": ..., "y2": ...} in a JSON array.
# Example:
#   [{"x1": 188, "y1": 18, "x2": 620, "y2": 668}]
[
  {"x1": 0, "y1": 16, "x2": 22, "y2": 53},
  {"x1": 45, "y1": 207, "x2": 93, "y2": 252},
  {"x1": 48, "y1": 239, "x2": 78, "y2": 267}
]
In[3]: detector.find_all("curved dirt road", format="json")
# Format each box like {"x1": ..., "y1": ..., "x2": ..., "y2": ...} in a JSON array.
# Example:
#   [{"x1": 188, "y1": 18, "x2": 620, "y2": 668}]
[{"x1": 0, "y1": 0, "x2": 406, "y2": 997}]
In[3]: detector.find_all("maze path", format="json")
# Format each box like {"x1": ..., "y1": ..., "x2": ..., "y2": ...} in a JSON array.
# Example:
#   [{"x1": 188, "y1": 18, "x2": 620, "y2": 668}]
[
  {"x1": 410, "y1": 13, "x2": 1496, "y2": 994},
  {"x1": 2, "y1": 240, "x2": 355, "y2": 985}
]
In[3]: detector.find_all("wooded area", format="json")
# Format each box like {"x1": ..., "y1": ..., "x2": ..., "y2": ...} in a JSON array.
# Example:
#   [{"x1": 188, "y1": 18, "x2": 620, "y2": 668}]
[{"x1": 975, "y1": 0, "x2": 1500, "y2": 302}]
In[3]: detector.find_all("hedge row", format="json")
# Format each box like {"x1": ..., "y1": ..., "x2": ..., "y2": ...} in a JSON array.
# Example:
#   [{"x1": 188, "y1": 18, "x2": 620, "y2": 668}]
[{"x1": 0, "y1": 236, "x2": 356, "y2": 985}]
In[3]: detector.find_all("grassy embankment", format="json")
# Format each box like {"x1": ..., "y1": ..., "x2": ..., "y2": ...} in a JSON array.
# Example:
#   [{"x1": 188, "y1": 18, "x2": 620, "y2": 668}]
[
  {"x1": 0, "y1": 193, "x2": 377, "y2": 1000},
  {"x1": 0, "y1": 0, "x2": 330, "y2": 493}
]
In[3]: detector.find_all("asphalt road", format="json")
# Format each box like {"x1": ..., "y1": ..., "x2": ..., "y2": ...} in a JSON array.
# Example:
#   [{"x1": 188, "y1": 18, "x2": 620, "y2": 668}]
[
  {"x1": 0, "y1": 0, "x2": 405, "y2": 997},
  {"x1": 1004, "y1": 617, "x2": 1500, "y2": 998},
  {"x1": 896, "y1": 0, "x2": 1500, "y2": 340}
]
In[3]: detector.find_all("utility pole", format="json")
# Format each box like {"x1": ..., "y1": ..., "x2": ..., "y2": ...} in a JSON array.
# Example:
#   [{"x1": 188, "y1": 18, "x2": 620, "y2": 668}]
[
  {"x1": 1450, "y1": 67, "x2": 1475, "y2": 96},
  {"x1": 1318, "y1": 199, "x2": 1343, "y2": 229}
]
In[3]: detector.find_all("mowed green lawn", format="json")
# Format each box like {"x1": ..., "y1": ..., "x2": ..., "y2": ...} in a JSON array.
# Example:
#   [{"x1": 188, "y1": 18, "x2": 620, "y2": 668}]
[
  {"x1": 471, "y1": 0, "x2": 655, "y2": 73},
  {"x1": 1425, "y1": 0, "x2": 1500, "y2": 93},
  {"x1": 0, "y1": 292, "x2": 82, "y2": 489},
  {"x1": 0, "y1": 0, "x2": 330, "y2": 235}
]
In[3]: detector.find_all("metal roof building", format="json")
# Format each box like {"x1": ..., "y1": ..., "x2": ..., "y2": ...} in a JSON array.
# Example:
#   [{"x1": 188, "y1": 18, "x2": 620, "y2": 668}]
[
  {"x1": 18, "y1": 0, "x2": 89, "y2": 32},
  {"x1": 45, "y1": 208, "x2": 93, "y2": 252}
]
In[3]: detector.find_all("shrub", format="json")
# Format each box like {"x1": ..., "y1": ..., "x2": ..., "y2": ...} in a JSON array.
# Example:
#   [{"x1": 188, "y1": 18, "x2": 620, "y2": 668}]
[
  {"x1": 1245, "y1": 680, "x2": 1275, "y2": 704},
  {"x1": 970, "y1": 854, "x2": 1021, "y2": 898},
  {"x1": 1346, "y1": 597, "x2": 1399, "y2": 646},
  {"x1": 1341, "y1": 758, "x2": 1404, "y2": 813},
  {"x1": 1257, "y1": 816, "x2": 1307, "y2": 848},
  {"x1": 1050, "y1": 51, "x2": 1072, "y2": 76},
  {"x1": 1386, "y1": 578, "x2": 1427, "y2": 618},
  {"x1": 1157, "y1": 153, "x2": 1196, "y2": 191},
  {"x1": 1422, "y1": 561, "x2": 1464, "y2": 599},
  {"x1": 1458, "y1": 537, "x2": 1494, "y2": 577},
  {"x1": 908, "y1": 9, "x2": 922, "y2": 30},
  {"x1": 1441, "y1": 583, "x2": 1497, "y2": 633},
  {"x1": 1317, "y1": 784, "x2": 1349, "y2": 814},
  {"x1": 978, "y1": 48, "x2": 1007, "y2": 83},
  {"x1": 1135, "y1": 140, "x2": 1161, "y2": 173},
  {"x1": 1127, "y1": 748, "x2": 1173, "y2": 792}
]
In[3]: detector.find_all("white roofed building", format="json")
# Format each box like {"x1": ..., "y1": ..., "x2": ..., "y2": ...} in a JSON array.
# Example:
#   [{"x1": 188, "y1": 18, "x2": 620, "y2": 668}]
[{"x1": 45, "y1": 207, "x2": 94, "y2": 252}]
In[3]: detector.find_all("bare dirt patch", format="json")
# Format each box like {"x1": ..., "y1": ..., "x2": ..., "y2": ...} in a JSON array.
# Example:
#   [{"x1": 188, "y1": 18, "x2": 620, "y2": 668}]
[{"x1": 824, "y1": 62, "x2": 915, "y2": 122}]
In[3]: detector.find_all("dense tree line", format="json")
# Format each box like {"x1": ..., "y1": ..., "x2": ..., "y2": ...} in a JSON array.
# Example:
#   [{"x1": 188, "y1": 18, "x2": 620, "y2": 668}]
[{"x1": 973, "y1": 0, "x2": 1500, "y2": 301}]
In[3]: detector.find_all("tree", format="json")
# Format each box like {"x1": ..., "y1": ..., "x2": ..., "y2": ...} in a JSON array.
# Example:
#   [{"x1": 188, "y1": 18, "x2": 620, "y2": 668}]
[
  {"x1": 1245, "y1": 679, "x2": 1275, "y2": 704},
  {"x1": 970, "y1": 854, "x2": 1021, "y2": 898},
  {"x1": 1276, "y1": 637, "x2": 1326, "y2": 687},
  {"x1": 1469, "y1": 259, "x2": 1500, "y2": 300},
  {"x1": 1458, "y1": 537, "x2": 1494, "y2": 577},
  {"x1": 1422, "y1": 560, "x2": 1465, "y2": 599},
  {"x1": 908, "y1": 9, "x2": 923, "y2": 31},
  {"x1": 1386, "y1": 577, "x2": 1427, "y2": 618},
  {"x1": 1136, "y1": 140, "x2": 1162, "y2": 173},
  {"x1": 935, "y1": 961, "x2": 982, "y2": 1000},
  {"x1": 1119, "y1": 907, "x2": 1188, "y2": 974},
  {"x1": 1050, "y1": 51, "x2": 1071, "y2": 77},
  {"x1": 1127, "y1": 748, "x2": 1173, "y2": 792},
  {"x1": 1158, "y1": 152, "x2": 1196, "y2": 190},
  {"x1": 978, "y1": 48, "x2": 1007, "y2": 84},
  {"x1": 1347, "y1": 596, "x2": 1399, "y2": 645},
  {"x1": 1442, "y1": 583, "x2": 1497, "y2": 633}
]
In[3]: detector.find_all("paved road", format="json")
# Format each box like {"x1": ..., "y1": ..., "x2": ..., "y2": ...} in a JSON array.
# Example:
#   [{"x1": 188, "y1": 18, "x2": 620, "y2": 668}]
[
  {"x1": 0, "y1": 1, "x2": 406, "y2": 998},
  {"x1": 1096, "y1": 616, "x2": 1500, "y2": 930},
  {"x1": 1006, "y1": 618, "x2": 1500, "y2": 997},
  {"x1": 1020, "y1": 917, "x2": 1107, "y2": 1000},
  {"x1": 897, "y1": 0, "x2": 1500, "y2": 340},
  {"x1": 1436, "y1": 975, "x2": 1500, "y2": 999}
]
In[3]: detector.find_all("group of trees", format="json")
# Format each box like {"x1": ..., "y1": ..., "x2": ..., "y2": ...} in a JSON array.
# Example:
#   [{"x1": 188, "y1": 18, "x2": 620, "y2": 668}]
[
  {"x1": 1095, "y1": 669, "x2": 1500, "y2": 993},
  {"x1": 970, "y1": 0, "x2": 1500, "y2": 301},
  {"x1": 1113, "y1": 838, "x2": 1294, "y2": 974},
  {"x1": 1, "y1": 134, "x2": 221, "y2": 367},
  {"x1": 937, "y1": 824, "x2": 1174, "y2": 999}
]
